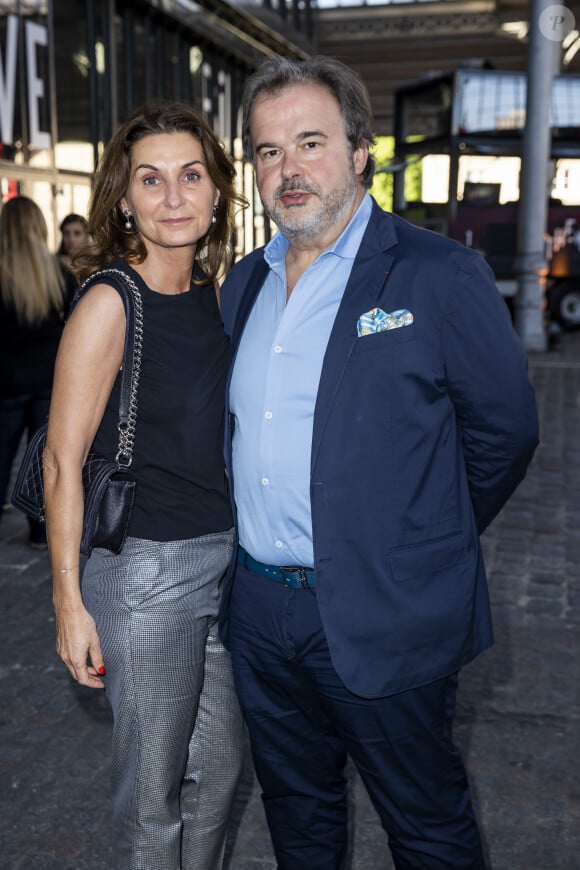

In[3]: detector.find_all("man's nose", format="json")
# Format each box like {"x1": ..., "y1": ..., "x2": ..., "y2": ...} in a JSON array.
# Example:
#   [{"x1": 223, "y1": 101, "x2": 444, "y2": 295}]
[{"x1": 280, "y1": 152, "x2": 302, "y2": 178}]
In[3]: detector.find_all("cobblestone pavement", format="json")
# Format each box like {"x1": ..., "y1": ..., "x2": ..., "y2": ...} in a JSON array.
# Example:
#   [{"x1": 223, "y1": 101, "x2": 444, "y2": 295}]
[{"x1": 1, "y1": 331, "x2": 579, "y2": 870}]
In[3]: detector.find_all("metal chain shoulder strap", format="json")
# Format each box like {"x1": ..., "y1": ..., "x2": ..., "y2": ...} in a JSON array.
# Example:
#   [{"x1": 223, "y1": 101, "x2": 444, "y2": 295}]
[{"x1": 75, "y1": 267, "x2": 144, "y2": 471}]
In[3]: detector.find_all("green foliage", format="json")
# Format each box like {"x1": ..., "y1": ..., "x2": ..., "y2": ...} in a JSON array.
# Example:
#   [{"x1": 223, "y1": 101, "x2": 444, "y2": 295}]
[
  {"x1": 404, "y1": 148, "x2": 423, "y2": 204},
  {"x1": 370, "y1": 136, "x2": 423, "y2": 212},
  {"x1": 370, "y1": 137, "x2": 394, "y2": 211},
  {"x1": 403, "y1": 134, "x2": 428, "y2": 203}
]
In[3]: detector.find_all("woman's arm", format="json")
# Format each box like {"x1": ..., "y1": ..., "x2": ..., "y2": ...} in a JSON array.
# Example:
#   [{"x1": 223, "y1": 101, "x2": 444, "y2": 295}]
[{"x1": 44, "y1": 283, "x2": 126, "y2": 688}]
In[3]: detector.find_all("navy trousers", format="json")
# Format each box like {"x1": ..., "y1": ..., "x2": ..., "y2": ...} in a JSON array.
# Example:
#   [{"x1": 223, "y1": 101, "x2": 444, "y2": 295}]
[{"x1": 229, "y1": 564, "x2": 486, "y2": 870}]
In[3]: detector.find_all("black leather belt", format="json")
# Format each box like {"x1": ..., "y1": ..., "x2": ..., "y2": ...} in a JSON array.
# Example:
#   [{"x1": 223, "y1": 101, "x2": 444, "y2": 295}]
[{"x1": 237, "y1": 546, "x2": 316, "y2": 589}]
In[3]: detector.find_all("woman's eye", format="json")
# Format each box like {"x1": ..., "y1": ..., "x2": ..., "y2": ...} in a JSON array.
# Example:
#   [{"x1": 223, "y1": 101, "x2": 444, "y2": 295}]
[
  {"x1": 183, "y1": 171, "x2": 200, "y2": 183},
  {"x1": 142, "y1": 175, "x2": 159, "y2": 186}
]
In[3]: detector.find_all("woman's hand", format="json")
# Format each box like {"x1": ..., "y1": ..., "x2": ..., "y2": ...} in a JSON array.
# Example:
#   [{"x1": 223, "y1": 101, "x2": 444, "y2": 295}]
[{"x1": 54, "y1": 600, "x2": 106, "y2": 688}]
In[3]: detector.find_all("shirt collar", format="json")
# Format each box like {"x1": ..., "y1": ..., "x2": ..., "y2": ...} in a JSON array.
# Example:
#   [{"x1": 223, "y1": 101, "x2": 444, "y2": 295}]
[{"x1": 264, "y1": 192, "x2": 373, "y2": 270}]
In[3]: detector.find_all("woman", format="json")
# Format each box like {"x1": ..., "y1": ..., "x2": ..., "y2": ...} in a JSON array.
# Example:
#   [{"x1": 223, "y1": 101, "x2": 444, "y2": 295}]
[
  {"x1": 44, "y1": 102, "x2": 246, "y2": 869},
  {"x1": 0, "y1": 196, "x2": 77, "y2": 547},
  {"x1": 57, "y1": 212, "x2": 89, "y2": 270}
]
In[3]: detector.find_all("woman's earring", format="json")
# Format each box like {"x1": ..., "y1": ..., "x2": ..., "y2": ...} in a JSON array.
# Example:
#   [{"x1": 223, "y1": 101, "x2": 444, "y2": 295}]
[
  {"x1": 124, "y1": 211, "x2": 132, "y2": 230},
  {"x1": 211, "y1": 204, "x2": 218, "y2": 225}
]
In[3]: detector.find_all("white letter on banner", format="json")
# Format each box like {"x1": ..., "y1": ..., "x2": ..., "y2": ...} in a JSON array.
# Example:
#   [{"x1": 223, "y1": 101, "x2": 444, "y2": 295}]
[
  {"x1": 25, "y1": 20, "x2": 51, "y2": 150},
  {"x1": 0, "y1": 15, "x2": 19, "y2": 146}
]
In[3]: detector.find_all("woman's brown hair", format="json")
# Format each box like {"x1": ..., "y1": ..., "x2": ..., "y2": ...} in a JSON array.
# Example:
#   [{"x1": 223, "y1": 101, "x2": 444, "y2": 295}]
[{"x1": 75, "y1": 101, "x2": 246, "y2": 285}]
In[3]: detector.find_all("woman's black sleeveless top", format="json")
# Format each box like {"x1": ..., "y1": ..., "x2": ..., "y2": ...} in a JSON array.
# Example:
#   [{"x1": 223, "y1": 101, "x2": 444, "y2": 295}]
[{"x1": 91, "y1": 260, "x2": 233, "y2": 541}]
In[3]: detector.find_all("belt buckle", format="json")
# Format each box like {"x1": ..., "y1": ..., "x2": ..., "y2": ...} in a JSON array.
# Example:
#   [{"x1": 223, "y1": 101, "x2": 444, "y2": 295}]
[{"x1": 280, "y1": 566, "x2": 309, "y2": 589}]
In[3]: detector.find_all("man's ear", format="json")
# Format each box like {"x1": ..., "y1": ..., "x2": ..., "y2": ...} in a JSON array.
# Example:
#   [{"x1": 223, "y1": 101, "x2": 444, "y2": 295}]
[{"x1": 353, "y1": 144, "x2": 369, "y2": 178}]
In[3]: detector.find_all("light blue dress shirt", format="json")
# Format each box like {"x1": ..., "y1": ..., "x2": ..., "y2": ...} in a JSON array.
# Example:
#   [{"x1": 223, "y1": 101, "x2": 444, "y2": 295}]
[{"x1": 230, "y1": 193, "x2": 373, "y2": 566}]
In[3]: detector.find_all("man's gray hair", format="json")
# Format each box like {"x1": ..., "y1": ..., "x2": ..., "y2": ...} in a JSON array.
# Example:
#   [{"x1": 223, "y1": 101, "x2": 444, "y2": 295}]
[{"x1": 242, "y1": 55, "x2": 376, "y2": 189}]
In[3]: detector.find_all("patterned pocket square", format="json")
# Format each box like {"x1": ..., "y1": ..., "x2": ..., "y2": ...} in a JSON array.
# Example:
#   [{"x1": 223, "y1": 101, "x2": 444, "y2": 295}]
[{"x1": 357, "y1": 307, "x2": 414, "y2": 336}]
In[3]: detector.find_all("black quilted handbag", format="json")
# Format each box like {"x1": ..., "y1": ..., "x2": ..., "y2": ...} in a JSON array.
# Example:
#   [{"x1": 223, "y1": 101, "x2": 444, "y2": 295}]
[{"x1": 11, "y1": 268, "x2": 144, "y2": 556}]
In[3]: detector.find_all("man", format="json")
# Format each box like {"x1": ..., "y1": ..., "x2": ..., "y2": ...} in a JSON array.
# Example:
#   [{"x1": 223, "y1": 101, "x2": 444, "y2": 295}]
[{"x1": 220, "y1": 55, "x2": 539, "y2": 869}]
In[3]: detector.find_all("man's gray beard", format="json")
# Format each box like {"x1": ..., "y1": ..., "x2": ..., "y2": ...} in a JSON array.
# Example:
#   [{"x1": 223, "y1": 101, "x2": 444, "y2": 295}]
[{"x1": 264, "y1": 171, "x2": 360, "y2": 245}]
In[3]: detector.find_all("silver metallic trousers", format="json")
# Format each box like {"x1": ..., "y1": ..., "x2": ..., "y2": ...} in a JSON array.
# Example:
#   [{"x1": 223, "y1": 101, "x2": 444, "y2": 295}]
[{"x1": 82, "y1": 530, "x2": 244, "y2": 870}]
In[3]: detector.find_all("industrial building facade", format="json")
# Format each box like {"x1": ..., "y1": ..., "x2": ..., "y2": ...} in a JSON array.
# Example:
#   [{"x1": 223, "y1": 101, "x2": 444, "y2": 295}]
[
  {"x1": 3, "y1": 0, "x2": 580, "y2": 252},
  {"x1": 0, "y1": 0, "x2": 313, "y2": 251}
]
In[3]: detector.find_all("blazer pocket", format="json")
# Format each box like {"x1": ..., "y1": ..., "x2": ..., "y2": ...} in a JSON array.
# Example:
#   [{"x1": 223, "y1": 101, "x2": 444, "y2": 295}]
[
  {"x1": 389, "y1": 531, "x2": 468, "y2": 583},
  {"x1": 353, "y1": 323, "x2": 416, "y2": 353}
]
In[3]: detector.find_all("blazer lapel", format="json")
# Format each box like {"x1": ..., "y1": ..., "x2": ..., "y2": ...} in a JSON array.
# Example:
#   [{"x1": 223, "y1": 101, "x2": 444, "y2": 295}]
[
  {"x1": 225, "y1": 256, "x2": 269, "y2": 458},
  {"x1": 311, "y1": 209, "x2": 398, "y2": 470},
  {"x1": 230, "y1": 257, "x2": 269, "y2": 354}
]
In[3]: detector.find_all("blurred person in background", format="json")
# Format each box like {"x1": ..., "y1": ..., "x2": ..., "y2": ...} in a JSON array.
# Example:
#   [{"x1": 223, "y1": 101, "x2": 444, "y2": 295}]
[
  {"x1": 57, "y1": 212, "x2": 89, "y2": 270},
  {"x1": 0, "y1": 195, "x2": 77, "y2": 548}
]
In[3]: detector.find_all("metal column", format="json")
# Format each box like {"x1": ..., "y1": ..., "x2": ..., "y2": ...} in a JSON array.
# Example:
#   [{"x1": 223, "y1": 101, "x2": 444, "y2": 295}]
[{"x1": 514, "y1": 0, "x2": 562, "y2": 350}]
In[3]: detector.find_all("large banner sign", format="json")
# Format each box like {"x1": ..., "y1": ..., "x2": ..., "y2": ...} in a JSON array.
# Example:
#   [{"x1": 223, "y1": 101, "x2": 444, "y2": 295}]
[{"x1": 0, "y1": 12, "x2": 51, "y2": 153}]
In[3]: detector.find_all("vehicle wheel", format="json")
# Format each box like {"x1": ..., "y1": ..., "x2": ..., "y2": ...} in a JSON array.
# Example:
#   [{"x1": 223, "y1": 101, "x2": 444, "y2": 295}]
[{"x1": 550, "y1": 281, "x2": 580, "y2": 330}]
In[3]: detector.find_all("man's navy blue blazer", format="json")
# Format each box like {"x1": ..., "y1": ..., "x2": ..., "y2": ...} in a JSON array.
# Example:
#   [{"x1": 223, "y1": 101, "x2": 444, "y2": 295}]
[{"x1": 219, "y1": 200, "x2": 539, "y2": 699}]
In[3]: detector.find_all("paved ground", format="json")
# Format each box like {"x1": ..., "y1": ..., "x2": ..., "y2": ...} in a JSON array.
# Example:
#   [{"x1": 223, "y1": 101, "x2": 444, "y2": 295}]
[{"x1": 1, "y1": 330, "x2": 579, "y2": 869}]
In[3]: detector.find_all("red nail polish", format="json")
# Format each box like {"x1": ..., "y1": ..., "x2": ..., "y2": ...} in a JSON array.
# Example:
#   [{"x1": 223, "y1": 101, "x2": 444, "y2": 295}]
[{"x1": 98, "y1": 666, "x2": 106, "y2": 675}]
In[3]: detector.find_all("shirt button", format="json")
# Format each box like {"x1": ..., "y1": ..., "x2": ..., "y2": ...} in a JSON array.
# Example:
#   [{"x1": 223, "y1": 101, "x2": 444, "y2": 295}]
[
  {"x1": 261, "y1": 477, "x2": 269, "y2": 486},
  {"x1": 275, "y1": 540, "x2": 284, "y2": 549},
  {"x1": 274, "y1": 345, "x2": 282, "y2": 353},
  {"x1": 264, "y1": 411, "x2": 272, "y2": 419}
]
